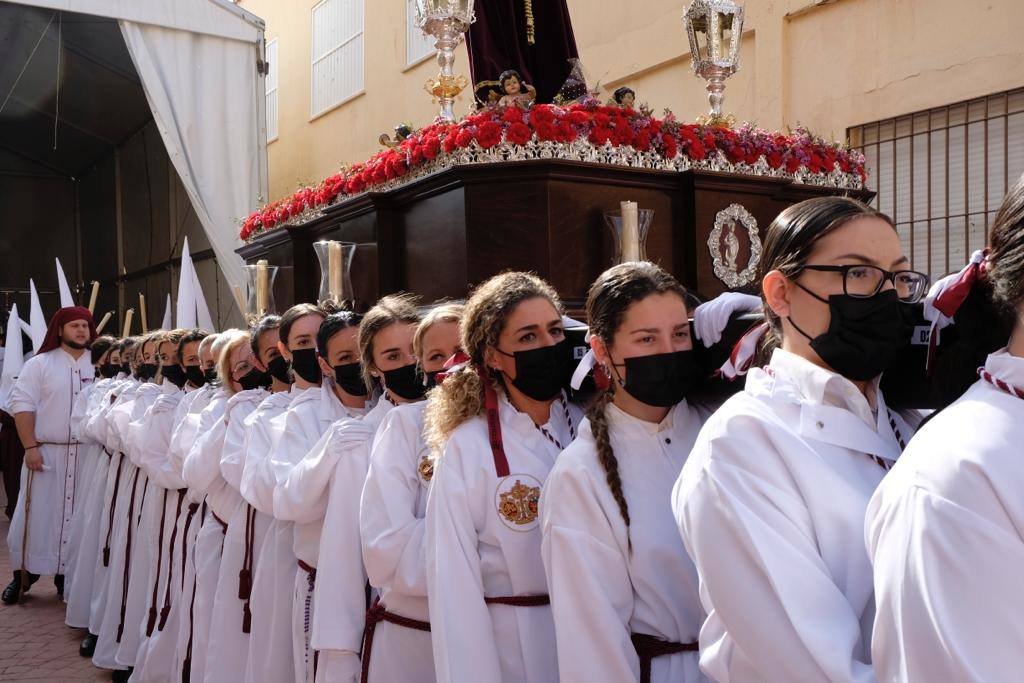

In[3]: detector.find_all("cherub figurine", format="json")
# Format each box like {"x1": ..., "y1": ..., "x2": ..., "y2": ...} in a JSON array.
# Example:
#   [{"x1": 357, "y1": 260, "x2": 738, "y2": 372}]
[
  {"x1": 611, "y1": 86, "x2": 636, "y2": 109},
  {"x1": 496, "y1": 69, "x2": 536, "y2": 108}
]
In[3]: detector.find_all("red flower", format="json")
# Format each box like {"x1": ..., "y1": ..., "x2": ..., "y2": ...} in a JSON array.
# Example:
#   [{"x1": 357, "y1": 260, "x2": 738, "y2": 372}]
[
  {"x1": 593, "y1": 112, "x2": 611, "y2": 128},
  {"x1": 506, "y1": 122, "x2": 532, "y2": 145},
  {"x1": 766, "y1": 151, "x2": 784, "y2": 169},
  {"x1": 567, "y1": 110, "x2": 590, "y2": 126},
  {"x1": 635, "y1": 129, "x2": 651, "y2": 151},
  {"x1": 422, "y1": 136, "x2": 440, "y2": 160},
  {"x1": 501, "y1": 106, "x2": 523, "y2": 125},
  {"x1": 475, "y1": 120, "x2": 503, "y2": 148},
  {"x1": 744, "y1": 151, "x2": 759, "y2": 165},
  {"x1": 529, "y1": 105, "x2": 556, "y2": 128},
  {"x1": 689, "y1": 141, "x2": 706, "y2": 161},
  {"x1": 662, "y1": 134, "x2": 678, "y2": 159},
  {"x1": 785, "y1": 156, "x2": 801, "y2": 173},
  {"x1": 589, "y1": 126, "x2": 613, "y2": 146},
  {"x1": 442, "y1": 133, "x2": 459, "y2": 154},
  {"x1": 557, "y1": 120, "x2": 579, "y2": 142},
  {"x1": 536, "y1": 121, "x2": 559, "y2": 142},
  {"x1": 456, "y1": 128, "x2": 474, "y2": 148}
]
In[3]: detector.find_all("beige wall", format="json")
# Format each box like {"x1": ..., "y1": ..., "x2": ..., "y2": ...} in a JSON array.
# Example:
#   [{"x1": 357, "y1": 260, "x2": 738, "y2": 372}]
[{"x1": 239, "y1": 0, "x2": 1024, "y2": 204}]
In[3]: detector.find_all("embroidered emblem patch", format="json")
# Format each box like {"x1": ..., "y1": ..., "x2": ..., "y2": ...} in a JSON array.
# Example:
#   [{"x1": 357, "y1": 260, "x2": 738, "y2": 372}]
[
  {"x1": 418, "y1": 453, "x2": 435, "y2": 482},
  {"x1": 495, "y1": 475, "x2": 542, "y2": 531}
]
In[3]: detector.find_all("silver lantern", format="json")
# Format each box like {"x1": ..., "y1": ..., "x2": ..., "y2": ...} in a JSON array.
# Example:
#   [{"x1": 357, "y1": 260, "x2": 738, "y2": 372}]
[
  {"x1": 683, "y1": 0, "x2": 744, "y2": 125},
  {"x1": 416, "y1": 0, "x2": 476, "y2": 122}
]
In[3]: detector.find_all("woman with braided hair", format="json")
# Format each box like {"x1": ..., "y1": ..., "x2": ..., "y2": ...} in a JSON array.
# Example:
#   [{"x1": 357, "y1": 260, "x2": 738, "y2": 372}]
[
  {"x1": 424, "y1": 271, "x2": 583, "y2": 683},
  {"x1": 866, "y1": 174, "x2": 1024, "y2": 682},
  {"x1": 540, "y1": 261, "x2": 714, "y2": 683}
]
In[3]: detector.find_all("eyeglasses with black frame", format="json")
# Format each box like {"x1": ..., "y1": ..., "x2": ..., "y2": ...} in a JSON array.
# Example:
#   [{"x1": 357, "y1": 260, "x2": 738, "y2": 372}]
[{"x1": 797, "y1": 265, "x2": 930, "y2": 303}]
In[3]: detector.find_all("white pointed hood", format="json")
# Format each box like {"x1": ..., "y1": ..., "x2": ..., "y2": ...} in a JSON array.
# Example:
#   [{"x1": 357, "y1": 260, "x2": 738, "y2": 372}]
[
  {"x1": 1, "y1": 304, "x2": 25, "y2": 411},
  {"x1": 161, "y1": 293, "x2": 173, "y2": 331},
  {"x1": 177, "y1": 237, "x2": 198, "y2": 329},
  {"x1": 55, "y1": 257, "x2": 75, "y2": 308},
  {"x1": 27, "y1": 279, "x2": 47, "y2": 352}
]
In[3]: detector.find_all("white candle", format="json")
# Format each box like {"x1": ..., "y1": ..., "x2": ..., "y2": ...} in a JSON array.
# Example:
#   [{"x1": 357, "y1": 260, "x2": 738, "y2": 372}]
[
  {"x1": 95, "y1": 311, "x2": 112, "y2": 334},
  {"x1": 620, "y1": 200, "x2": 641, "y2": 262},
  {"x1": 256, "y1": 260, "x2": 269, "y2": 315},
  {"x1": 232, "y1": 285, "x2": 247, "y2": 317},
  {"x1": 87, "y1": 281, "x2": 99, "y2": 313},
  {"x1": 138, "y1": 294, "x2": 148, "y2": 333},
  {"x1": 328, "y1": 242, "x2": 343, "y2": 302},
  {"x1": 122, "y1": 309, "x2": 134, "y2": 338}
]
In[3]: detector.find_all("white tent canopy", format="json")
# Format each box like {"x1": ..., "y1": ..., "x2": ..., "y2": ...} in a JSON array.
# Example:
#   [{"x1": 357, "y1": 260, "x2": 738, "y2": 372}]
[{"x1": 7, "y1": 0, "x2": 268, "y2": 319}]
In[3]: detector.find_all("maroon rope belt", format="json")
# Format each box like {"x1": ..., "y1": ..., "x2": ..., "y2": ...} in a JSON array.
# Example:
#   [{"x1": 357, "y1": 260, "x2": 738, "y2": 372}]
[
  {"x1": 239, "y1": 504, "x2": 256, "y2": 633},
  {"x1": 146, "y1": 489, "x2": 170, "y2": 636},
  {"x1": 182, "y1": 502, "x2": 206, "y2": 683},
  {"x1": 180, "y1": 502, "x2": 200, "y2": 592},
  {"x1": 483, "y1": 594, "x2": 550, "y2": 607},
  {"x1": 103, "y1": 452, "x2": 125, "y2": 567},
  {"x1": 211, "y1": 510, "x2": 228, "y2": 533},
  {"x1": 360, "y1": 597, "x2": 430, "y2": 683},
  {"x1": 116, "y1": 467, "x2": 143, "y2": 643},
  {"x1": 630, "y1": 633, "x2": 698, "y2": 683},
  {"x1": 158, "y1": 490, "x2": 186, "y2": 631}
]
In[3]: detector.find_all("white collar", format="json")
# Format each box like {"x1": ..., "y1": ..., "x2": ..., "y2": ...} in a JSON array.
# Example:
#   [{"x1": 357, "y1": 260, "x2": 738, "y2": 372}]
[
  {"x1": 606, "y1": 401, "x2": 674, "y2": 436},
  {"x1": 984, "y1": 349, "x2": 1024, "y2": 389},
  {"x1": 767, "y1": 348, "x2": 880, "y2": 430}
]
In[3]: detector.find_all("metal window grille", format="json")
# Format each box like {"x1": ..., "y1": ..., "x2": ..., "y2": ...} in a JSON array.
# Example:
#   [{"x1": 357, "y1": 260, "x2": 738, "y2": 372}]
[{"x1": 848, "y1": 87, "x2": 1024, "y2": 279}]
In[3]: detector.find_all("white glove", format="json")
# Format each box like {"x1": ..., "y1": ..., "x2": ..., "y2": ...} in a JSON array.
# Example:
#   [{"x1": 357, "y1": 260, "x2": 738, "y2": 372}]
[
  {"x1": 922, "y1": 249, "x2": 985, "y2": 331},
  {"x1": 693, "y1": 292, "x2": 763, "y2": 348},
  {"x1": 314, "y1": 649, "x2": 361, "y2": 683}
]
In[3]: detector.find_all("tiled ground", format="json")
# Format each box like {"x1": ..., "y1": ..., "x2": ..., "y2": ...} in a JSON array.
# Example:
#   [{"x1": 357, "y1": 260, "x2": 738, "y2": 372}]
[{"x1": 0, "y1": 489, "x2": 109, "y2": 682}]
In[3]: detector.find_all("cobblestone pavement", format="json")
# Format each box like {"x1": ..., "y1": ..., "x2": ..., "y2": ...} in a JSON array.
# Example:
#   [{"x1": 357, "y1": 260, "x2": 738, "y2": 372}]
[{"x1": 0, "y1": 490, "x2": 109, "y2": 682}]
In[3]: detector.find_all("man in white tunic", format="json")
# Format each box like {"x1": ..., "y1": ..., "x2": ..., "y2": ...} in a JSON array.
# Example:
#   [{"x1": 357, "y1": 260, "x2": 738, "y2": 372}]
[{"x1": 4, "y1": 306, "x2": 96, "y2": 604}]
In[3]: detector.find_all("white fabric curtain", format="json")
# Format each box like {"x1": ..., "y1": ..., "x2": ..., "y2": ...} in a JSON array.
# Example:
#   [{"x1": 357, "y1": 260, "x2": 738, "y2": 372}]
[{"x1": 118, "y1": 19, "x2": 262, "y2": 327}]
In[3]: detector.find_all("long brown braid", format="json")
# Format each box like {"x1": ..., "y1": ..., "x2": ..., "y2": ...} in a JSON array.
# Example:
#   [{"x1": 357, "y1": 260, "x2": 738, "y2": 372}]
[{"x1": 585, "y1": 261, "x2": 688, "y2": 554}]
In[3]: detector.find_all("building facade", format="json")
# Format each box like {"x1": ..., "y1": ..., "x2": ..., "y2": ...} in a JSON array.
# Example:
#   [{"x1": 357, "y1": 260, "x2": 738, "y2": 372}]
[{"x1": 237, "y1": 0, "x2": 1024, "y2": 278}]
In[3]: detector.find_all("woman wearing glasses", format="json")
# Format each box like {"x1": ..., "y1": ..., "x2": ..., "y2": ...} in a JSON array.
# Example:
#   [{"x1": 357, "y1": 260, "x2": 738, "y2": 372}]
[{"x1": 672, "y1": 196, "x2": 928, "y2": 683}]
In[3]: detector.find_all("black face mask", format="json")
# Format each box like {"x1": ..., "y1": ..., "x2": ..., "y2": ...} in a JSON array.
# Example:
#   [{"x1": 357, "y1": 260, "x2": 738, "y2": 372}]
[
  {"x1": 161, "y1": 364, "x2": 188, "y2": 388},
  {"x1": 497, "y1": 338, "x2": 574, "y2": 402},
  {"x1": 332, "y1": 361, "x2": 368, "y2": 397},
  {"x1": 383, "y1": 363, "x2": 426, "y2": 401},
  {"x1": 120, "y1": 362, "x2": 131, "y2": 376},
  {"x1": 63, "y1": 339, "x2": 89, "y2": 350},
  {"x1": 289, "y1": 348, "x2": 322, "y2": 384},
  {"x1": 267, "y1": 355, "x2": 292, "y2": 385},
  {"x1": 238, "y1": 367, "x2": 272, "y2": 391},
  {"x1": 138, "y1": 362, "x2": 159, "y2": 381},
  {"x1": 204, "y1": 367, "x2": 219, "y2": 384},
  {"x1": 99, "y1": 363, "x2": 118, "y2": 379},
  {"x1": 185, "y1": 364, "x2": 206, "y2": 387},
  {"x1": 612, "y1": 350, "x2": 703, "y2": 408},
  {"x1": 425, "y1": 370, "x2": 442, "y2": 390},
  {"x1": 789, "y1": 287, "x2": 915, "y2": 382}
]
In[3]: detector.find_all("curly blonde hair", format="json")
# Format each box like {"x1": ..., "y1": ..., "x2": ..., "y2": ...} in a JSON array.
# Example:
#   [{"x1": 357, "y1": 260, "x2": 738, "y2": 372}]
[
  {"x1": 423, "y1": 272, "x2": 562, "y2": 454},
  {"x1": 412, "y1": 302, "x2": 465, "y2": 361}
]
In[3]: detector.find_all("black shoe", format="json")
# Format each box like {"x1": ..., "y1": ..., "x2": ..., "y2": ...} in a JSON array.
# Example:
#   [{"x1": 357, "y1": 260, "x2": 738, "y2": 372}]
[
  {"x1": 111, "y1": 668, "x2": 131, "y2": 682},
  {"x1": 54, "y1": 573, "x2": 64, "y2": 597},
  {"x1": 79, "y1": 633, "x2": 97, "y2": 657},
  {"x1": 1, "y1": 571, "x2": 38, "y2": 604}
]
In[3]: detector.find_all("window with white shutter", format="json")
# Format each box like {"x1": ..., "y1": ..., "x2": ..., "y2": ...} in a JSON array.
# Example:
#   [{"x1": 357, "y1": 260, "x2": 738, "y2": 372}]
[
  {"x1": 407, "y1": 0, "x2": 434, "y2": 67},
  {"x1": 266, "y1": 38, "x2": 279, "y2": 143},
  {"x1": 848, "y1": 87, "x2": 1024, "y2": 280},
  {"x1": 311, "y1": 0, "x2": 364, "y2": 118}
]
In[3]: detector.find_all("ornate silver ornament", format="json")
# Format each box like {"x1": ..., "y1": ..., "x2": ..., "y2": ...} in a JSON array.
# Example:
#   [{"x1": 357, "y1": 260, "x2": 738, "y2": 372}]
[{"x1": 708, "y1": 203, "x2": 760, "y2": 288}]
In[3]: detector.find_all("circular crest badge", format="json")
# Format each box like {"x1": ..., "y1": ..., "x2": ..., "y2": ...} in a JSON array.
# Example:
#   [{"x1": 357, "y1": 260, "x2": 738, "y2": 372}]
[
  {"x1": 495, "y1": 474, "x2": 543, "y2": 531},
  {"x1": 417, "y1": 447, "x2": 435, "y2": 484}
]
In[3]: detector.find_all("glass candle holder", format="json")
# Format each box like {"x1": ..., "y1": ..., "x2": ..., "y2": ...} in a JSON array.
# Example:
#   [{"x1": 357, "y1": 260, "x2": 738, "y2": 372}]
[
  {"x1": 313, "y1": 240, "x2": 356, "y2": 307},
  {"x1": 603, "y1": 205, "x2": 654, "y2": 264},
  {"x1": 244, "y1": 260, "x2": 279, "y2": 317}
]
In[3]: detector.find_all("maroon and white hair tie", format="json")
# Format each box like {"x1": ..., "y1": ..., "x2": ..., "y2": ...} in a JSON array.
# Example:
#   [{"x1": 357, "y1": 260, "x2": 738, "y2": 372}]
[{"x1": 978, "y1": 367, "x2": 1024, "y2": 400}]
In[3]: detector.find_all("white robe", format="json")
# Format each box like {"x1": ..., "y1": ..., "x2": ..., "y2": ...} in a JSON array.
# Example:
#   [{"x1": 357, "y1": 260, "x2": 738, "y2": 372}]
[
  {"x1": 866, "y1": 349, "x2": 1024, "y2": 683},
  {"x1": 240, "y1": 388, "x2": 303, "y2": 683},
  {"x1": 64, "y1": 377, "x2": 112, "y2": 628},
  {"x1": 291, "y1": 397, "x2": 391, "y2": 683},
  {"x1": 6, "y1": 347, "x2": 94, "y2": 575},
  {"x1": 116, "y1": 381, "x2": 180, "y2": 668},
  {"x1": 426, "y1": 391, "x2": 583, "y2": 683},
  {"x1": 357, "y1": 400, "x2": 433, "y2": 683},
  {"x1": 673, "y1": 349, "x2": 915, "y2": 683},
  {"x1": 271, "y1": 381, "x2": 368, "y2": 683},
  {"x1": 177, "y1": 390, "x2": 230, "y2": 683},
  {"x1": 541, "y1": 401, "x2": 712, "y2": 683},
  {"x1": 202, "y1": 387, "x2": 270, "y2": 683},
  {"x1": 128, "y1": 385, "x2": 193, "y2": 683},
  {"x1": 93, "y1": 381, "x2": 162, "y2": 670},
  {"x1": 86, "y1": 378, "x2": 137, "y2": 648},
  {"x1": 61, "y1": 377, "x2": 102, "y2": 603}
]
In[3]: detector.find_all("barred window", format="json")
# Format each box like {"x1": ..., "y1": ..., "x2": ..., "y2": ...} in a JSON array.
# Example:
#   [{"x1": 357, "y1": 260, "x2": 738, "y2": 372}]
[
  {"x1": 406, "y1": 0, "x2": 434, "y2": 67},
  {"x1": 265, "y1": 38, "x2": 279, "y2": 142},
  {"x1": 311, "y1": 0, "x2": 364, "y2": 118},
  {"x1": 848, "y1": 88, "x2": 1024, "y2": 279}
]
